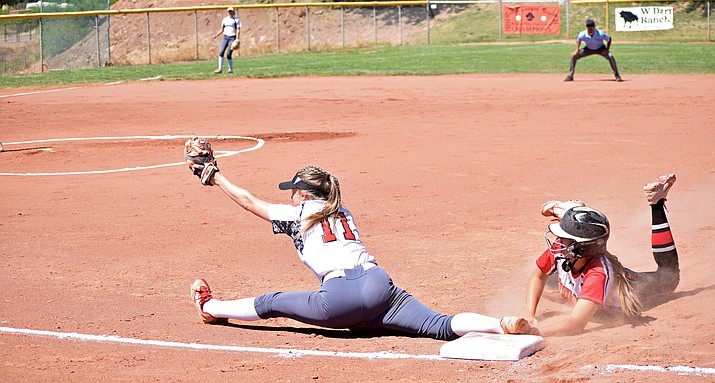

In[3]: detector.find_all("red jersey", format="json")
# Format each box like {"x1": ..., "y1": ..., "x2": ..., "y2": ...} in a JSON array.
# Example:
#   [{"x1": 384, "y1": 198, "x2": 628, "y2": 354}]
[{"x1": 536, "y1": 248, "x2": 619, "y2": 308}]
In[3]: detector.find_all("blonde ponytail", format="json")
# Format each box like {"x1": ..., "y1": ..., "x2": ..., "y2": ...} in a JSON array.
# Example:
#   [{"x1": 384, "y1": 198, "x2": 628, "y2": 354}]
[
  {"x1": 294, "y1": 166, "x2": 342, "y2": 233},
  {"x1": 603, "y1": 252, "x2": 642, "y2": 317}
]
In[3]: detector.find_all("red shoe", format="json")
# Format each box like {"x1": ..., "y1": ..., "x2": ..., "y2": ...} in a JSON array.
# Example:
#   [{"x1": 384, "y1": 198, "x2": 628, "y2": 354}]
[
  {"x1": 191, "y1": 278, "x2": 221, "y2": 324},
  {"x1": 500, "y1": 316, "x2": 541, "y2": 335},
  {"x1": 541, "y1": 200, "x2": 585, "y2": 221},
  {"x1": 644, "y1": 174, "x2": 676, "y2": 205}
]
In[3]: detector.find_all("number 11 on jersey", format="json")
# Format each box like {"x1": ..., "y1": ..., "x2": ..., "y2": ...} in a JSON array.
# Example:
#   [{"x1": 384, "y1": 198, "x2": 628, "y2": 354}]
[{"x1": 321, "y1": 212, "x2": 356, "y2": 242}]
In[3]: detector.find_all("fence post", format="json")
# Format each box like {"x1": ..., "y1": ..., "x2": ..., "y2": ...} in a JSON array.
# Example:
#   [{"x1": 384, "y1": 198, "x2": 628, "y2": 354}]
[
  {"x1": 566, "y1": 0, "x2": 570, "y2": 39},
  {"x1": 426, "y1": 1, "x2": 430, "y2": 45},
  {"x1": 107, "y1": 0, "x2": 111, "y2": 65},
  {"x1": 341, "y1": 6, "x2": 345, "y2": 49},
  {"x1": 275, "y1": 7, "x2": 281, "y2": 52},
  {"x1": 39, "y1": 18, "x2": 44, "y2": 72},
  {"x1": 194, "y1": 10, "x2": 198, "y2": 60},
  {"x1": 373, "y1": 6, "x2": 377, "y2": 46},
  {"x1": 498, "y1": 0, "x2": 502, "y2": 40},
  {"x1": 306, "y1": 6, "x2": 310, "y2": 51},
  {"x1": 147, "y1": 12, "x2": 151, "y2": 64},
  {"x1": 399, "y1": 5, "x2": 403, "y2": 46},
  {"x1": 95, "y1": 15, "x2": 100, "y2": 67}
]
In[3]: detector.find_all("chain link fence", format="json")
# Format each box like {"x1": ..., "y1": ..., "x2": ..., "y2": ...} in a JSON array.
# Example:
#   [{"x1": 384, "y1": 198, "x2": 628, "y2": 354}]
[{"x1": 1, "y1": 1, "x2": 712, "y2": 75}]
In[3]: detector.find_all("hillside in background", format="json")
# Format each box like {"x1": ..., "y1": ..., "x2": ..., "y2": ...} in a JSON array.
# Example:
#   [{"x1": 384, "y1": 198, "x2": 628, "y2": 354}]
[{"x1": 100, "y1": 0, "x2": 456, "y2": 66}]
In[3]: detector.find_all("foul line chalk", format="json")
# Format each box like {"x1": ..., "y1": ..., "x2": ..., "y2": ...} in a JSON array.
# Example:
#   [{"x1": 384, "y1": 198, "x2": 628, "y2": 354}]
[
  {"x1": 0, "y1": 135, "x2": 264, "y2": 176},
  {"x1": 0, "y1": 86, "x2": 86, "y2": 99},
  {"x1": 605, "y1": 363, "x2": 715, "y2": 376},
  {"x1": 0, "y1": 77, "x2": 160, "y2": 99},
  {"x1": 2, "y1": 326, "x2": 713, "y2": 371},
  {"x1": 0, "y1": 326, "x2": 442, "y2": 361}
]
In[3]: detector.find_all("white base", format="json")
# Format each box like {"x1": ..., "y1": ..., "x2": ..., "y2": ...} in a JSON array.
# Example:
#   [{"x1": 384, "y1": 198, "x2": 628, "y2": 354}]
[{"x1": 440, "y1": 332, "x2": 545, "y2": 361}]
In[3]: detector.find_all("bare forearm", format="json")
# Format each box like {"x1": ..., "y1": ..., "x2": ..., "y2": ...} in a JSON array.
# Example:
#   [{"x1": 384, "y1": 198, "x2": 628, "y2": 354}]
[
  {"x1": 539, "y1": 299, "x2": 601, "y2": 336},
  {"x1": 525, "y1": 276, "x2": 545, "y2": 318},
  {"x1": 525, "y1": 269, "x2": 548, "y2": 320},
  {"x1": 214, "y1": 173, "x2": 269, "y2": 221},
  {"x1": 538, "y1": 317, "x2": 586, "y2": 337}
]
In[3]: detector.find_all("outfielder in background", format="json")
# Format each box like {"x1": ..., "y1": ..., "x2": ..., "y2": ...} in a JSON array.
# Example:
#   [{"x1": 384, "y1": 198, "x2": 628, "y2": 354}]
[
  {"x1": 564, "y1": 19, "x2": 622, "y2": 82},
  {"x1": 184, "y1": 137, "x2": 540, "y2": 340},
  {"x1": 524, "y1": 174, "x2": 679, "y2": 336},
  {"x1": 212, "y1": 7, "x2": 241, "y2": 74}
]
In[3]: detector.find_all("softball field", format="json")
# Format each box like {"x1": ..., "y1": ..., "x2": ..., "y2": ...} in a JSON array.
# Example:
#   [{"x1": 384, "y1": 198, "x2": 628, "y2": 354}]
[{"x1": 1, "y1": 74, "x2": 714, "y2": 382}]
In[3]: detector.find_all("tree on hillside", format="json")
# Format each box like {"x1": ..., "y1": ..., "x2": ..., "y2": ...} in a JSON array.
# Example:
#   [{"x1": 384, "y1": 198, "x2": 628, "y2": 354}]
[
  {"x1": 685, "y1": 1, "x2": 711, "y2": 17},
  {"x1": 1, "y1": 0, "x2": 21, "y2": 7}
]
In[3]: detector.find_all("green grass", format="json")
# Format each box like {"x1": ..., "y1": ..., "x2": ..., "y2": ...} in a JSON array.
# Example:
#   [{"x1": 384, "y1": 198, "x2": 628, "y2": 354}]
[
  {"x1": 1, "y1": 43, "x2": 713, "y2": 88},
  {"x1": 427, "y1": 3, "x2": 714, "y2": 44}
]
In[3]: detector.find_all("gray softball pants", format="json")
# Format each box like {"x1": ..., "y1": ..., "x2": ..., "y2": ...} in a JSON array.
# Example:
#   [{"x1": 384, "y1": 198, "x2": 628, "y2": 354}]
[
  {"x1": 254, "y1": 264, "x2": 457, "y2": 341},
  {"x1": 567, "y1": 46, "x2": 619, "y2": 77},
  {"x1": 218, "y1": 35, "x2": 236, "y2": 60}
]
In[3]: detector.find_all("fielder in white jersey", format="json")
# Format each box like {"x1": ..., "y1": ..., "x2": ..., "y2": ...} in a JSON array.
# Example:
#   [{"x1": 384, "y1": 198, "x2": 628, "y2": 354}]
[
  {"x1": 189, "y1": 162, "x2": 540, "y2": 339},
  {"x1": 212, "y1": 7, "x2": 241, "y2": 74}
]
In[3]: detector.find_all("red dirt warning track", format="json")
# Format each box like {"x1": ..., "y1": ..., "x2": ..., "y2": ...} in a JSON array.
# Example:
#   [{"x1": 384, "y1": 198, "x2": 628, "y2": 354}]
[{"x1": 1, "y1": 74, "x2": 714, "y2": 382}]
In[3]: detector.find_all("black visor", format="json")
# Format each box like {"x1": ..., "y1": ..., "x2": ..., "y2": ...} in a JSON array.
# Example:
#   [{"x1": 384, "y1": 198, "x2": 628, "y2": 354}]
[{"x1": 278, "y1": 173, "x2": 326, "y2": 197}]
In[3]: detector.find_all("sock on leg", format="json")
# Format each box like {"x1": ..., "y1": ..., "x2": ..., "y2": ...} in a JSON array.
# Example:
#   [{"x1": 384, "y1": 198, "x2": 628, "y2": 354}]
[
  {"x1": 450, "y1": 313, "x2": 503, "y2": 336},
  {"x1": 204, "y1": 297, "x2": 260, "y2": 321}
]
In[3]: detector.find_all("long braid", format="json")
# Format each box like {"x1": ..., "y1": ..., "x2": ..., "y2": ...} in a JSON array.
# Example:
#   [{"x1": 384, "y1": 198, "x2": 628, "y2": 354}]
[
  {"x1": 296, "y1": 166, "x2": 342, "y2": 232},
  {"x1": 603, "y1": 252, "x2": 642, "y2": 317}
]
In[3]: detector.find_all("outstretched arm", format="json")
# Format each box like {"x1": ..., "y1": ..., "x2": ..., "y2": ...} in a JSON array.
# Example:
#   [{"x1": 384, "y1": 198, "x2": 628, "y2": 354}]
[
  {"x1": 525, "y1": 268, "x2": 548, "y2": 324},
  {"x1": 213, "y1": 173, "x2": 271, "y2": 221},
  {"x1": 537, "y1": 298, "x2": 601, "y2": 336}
]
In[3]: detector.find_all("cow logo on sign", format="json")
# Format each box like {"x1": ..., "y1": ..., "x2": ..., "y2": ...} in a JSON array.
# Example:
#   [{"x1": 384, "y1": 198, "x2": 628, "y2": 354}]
[
  {"x1": 619, "y1": 10, "x2": 638, "y2": 27},
  {"x1": 615, "y1": 7, "x2": 674, "y2": 31}
]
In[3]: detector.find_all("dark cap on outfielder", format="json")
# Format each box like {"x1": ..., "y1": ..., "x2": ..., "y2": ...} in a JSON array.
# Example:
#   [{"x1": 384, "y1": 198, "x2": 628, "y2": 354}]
[
  {"x1": 585, "y1": 19, "x2": 596, "y2": 27},
  {"x1": 278, "y1": 173, "x2": 327, "y2": 197}
]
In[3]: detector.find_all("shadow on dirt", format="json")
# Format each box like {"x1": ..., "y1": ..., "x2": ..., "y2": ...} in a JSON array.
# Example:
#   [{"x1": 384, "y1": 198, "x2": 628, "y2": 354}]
[
  {"x1": 217, "y1": 322, "x2": 424, "y2": 339},
  {"x1": 590, "y1": 284, "x2": 715, "y2": 332},
  {"x1": 540, "y1": 276, "x2": 715, "y2": 333},
  {"x1": 640, "y1": 283, "x2": 715, "y2": 311},
  {"x1": 0, "y1": 146, "x2": 53, "y2": 153},
  {"x1": 253, "y1": 131, "x2": 357, "y2": 142}
]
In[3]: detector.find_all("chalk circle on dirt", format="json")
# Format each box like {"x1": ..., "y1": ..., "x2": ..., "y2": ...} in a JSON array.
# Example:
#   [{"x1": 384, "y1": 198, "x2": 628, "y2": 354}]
[{"x1": 0, "y1": 135, "x2": 264, "y2": 176}]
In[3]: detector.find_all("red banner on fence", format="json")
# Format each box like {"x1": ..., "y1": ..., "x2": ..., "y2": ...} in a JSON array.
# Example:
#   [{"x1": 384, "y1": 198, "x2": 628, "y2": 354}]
[{"x1": 503, "y1": 5, "x2": 561, "y2": 34}]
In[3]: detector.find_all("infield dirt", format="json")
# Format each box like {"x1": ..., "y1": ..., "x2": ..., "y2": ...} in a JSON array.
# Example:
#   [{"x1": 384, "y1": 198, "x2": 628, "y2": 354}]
[{"x1": 1, "y1": 74, "x2": 714, "y2": 382}]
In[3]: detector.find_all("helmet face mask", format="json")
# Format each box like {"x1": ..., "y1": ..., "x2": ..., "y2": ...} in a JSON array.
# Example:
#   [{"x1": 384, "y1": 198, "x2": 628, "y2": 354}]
[{"x1": 545, "y1": 232, "x2": 582, "y2": 272}]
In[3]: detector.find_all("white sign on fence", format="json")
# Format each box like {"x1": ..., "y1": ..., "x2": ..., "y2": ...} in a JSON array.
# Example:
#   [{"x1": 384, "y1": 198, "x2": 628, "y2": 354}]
[{"x1": 615, "y1": 7, "x2": 674, "y2": 31}]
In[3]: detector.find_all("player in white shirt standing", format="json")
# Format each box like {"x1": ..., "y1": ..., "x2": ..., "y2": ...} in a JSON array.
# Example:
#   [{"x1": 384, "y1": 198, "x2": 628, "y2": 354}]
[
  {"x1": 184, "y1": 139, "x2": 539, "y2": 340},
  {"x1": 212, "y1": 7, "x2": 241, "y2": 74}
]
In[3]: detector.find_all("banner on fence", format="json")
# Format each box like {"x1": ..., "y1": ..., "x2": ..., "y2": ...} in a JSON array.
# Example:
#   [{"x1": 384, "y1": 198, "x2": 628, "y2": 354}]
[
  {"x1": 503, "y1": 5, "x2": 560, "y2": 34},
  {"x1": 615, "y1": 7, "x2": 674, "y2": 31}
]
